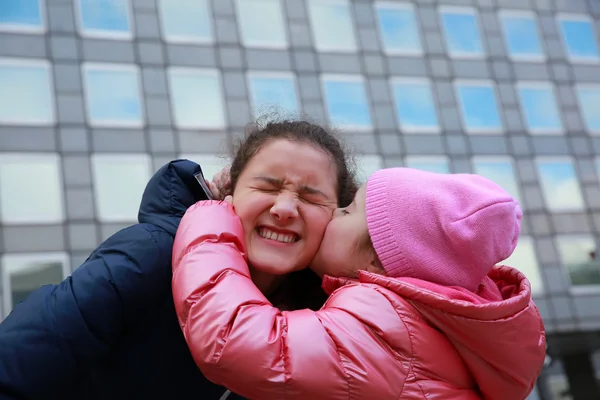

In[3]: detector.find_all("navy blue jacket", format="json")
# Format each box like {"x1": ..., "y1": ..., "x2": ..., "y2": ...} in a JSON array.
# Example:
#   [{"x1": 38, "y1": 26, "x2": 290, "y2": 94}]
[{"x1": 0, "y1": 160, "x2": 236, "y2": 400}]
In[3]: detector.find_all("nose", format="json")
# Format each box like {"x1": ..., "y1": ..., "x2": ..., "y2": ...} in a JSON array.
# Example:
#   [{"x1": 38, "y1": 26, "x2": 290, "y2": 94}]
[{"x1": 270, "y1": 193, "x2": 299, "y2": 221}]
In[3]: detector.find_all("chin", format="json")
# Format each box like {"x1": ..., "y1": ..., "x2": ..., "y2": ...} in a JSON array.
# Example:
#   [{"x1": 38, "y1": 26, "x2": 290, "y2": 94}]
[{"x1": 249, "y1": 258, "x2": 297, "y2": 276}]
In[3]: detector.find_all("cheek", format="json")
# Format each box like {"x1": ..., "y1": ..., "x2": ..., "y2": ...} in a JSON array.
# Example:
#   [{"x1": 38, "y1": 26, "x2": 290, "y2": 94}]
[
  {"x1": 302, "y1": 206, "x2": 333, "y2": 246},
  {"x1": 233, "y1": 192, "x2": 270, "y2": 230}
]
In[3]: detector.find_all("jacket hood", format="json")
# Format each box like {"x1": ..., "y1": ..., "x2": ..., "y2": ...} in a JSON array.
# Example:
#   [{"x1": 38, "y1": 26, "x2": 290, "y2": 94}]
[
  {"x1": 138, "y1": 159, "x2": 210, "y2": 236},
  {"x1": 323, "y1": 265, "x2": 546, "y2": 400}
]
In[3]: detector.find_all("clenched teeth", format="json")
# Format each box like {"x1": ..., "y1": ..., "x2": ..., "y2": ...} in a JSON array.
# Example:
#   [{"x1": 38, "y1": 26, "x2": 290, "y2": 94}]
[{"x1": 258, "y1": 228, "x2": 298, "y2": 243}]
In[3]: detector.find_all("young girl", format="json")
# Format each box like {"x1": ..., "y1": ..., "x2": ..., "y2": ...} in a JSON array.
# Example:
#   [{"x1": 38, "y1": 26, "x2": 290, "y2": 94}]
[{"x1": 172, "y1": 168, "x2": 546, "y2": 400}]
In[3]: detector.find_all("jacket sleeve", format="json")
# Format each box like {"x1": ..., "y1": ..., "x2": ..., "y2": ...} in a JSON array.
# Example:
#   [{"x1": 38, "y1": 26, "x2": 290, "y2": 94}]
[
  {"x1": 0, "y1": 224, "x2": 173, "y2": 399},
  {"x1": 172, "y1": 202, "x2": 406, "y2": 400}
]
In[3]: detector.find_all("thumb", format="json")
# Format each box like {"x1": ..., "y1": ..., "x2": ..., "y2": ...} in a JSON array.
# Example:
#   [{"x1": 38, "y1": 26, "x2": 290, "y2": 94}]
[{"x1": 223, "y1": 195, "x2": 233, "y2": 204}]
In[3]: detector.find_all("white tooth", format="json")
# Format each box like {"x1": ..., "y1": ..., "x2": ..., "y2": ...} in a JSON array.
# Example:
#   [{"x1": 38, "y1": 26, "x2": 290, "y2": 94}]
[
  {"x1": 277, "y1": 234, "x2": 284, "y2": 242},
  {"x1": 269, "y1": 231, "x2": 277, "y2": 240}
]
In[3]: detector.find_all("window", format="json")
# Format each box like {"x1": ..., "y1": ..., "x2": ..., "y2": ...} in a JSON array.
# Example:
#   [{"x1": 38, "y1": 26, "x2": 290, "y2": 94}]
[
  {"x1": 405, "y1": 156, "x2": 450, "y2": 174},
  {"x1": 236, "y1": 0, "x2": 287, "y2": 48},
  {"x1": 91, "y1": 154, "x2": 151, "y2": 222},
  {"x1": 82, "y1": 63, "x2": 143, "y2": 127},
  {"x1": 558, "y1": 14, "x2": 600, "y2": 62},
  {"x1": 375, "y1": 2, "x2": 422, "y2": 55},
  {"x1": 556, "y1": 236, "x2": 600, "y2": 292},
  {"x1": 499, "y1": 11, "x2": 544, "y2": 61},
  {"x1": 0, "y1": 153, "x2": 64, "y2": 224},
  {"x1": 472, "y1": 157, "x2": 522, "y2": 203},
  {"x1": 308, "y1": 0, "x2": 357, "y2": 52},
  {"x1": 179, "y1": 154, "x2": 228, "y2": 182},
  {"x1": 356, "y1": 154, "x2": 383, "y2": 183},
  {"x1": 322, "y1": 75, "x2": 372, "y2": 130},
  {"x1": 536, "y1": 158, "x2": 585, "y2": 212},
  {"x1": 517, "y1": 82, "x2": 563, "y2": 134},
  {"x1": 576, "y1": 85, "x2": 600, "y2": 134},
  {"x1": 248, "y1": 72, "x2": 299, "y2": 118},
  {"x1": 455, "y1": 81, "x2": 502, "y2": 133},
  {"x1": 499, "y1": 237, "x2": 544, "y2": 296},
  {"x1": 391, "y1": 78, "x2": 439, "y2": 133},
  {"x1": 0, "y1": 0, "x2": 44, "y2": 32},
  {"x1": 158, "y1": 0, "x2": 212, "y2": 43},
  {"x1": 0, "y1": 59, "x2": 54, "y2": 125},
  {"x1": 440, "y1": 7, "x2": 484, "y2": 58},
  {"x1": 1, "y1": 253, "x2": 69, "y2": 318},
  {"x1": 167, "y1": 68, "x2": 226, "y2": 129},
  {"x1": 76, "y1": 0, "x2": 132, "y2": 39}
]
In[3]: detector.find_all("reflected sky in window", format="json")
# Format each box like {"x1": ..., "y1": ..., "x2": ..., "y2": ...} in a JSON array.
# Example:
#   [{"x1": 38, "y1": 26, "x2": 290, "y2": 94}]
[
  {"x1": 168, "y1": 69, "x2": 225, "y2": 129},
  {"x1": 91, "y1": 154, "x2": 151, "y2": 222},
  {"x1": 518, "y1": 85, "x2": 562, "y2": 132},
  {"x1": 158, "y1": 0, "x2": 211, "y2": 42},
  {"x1": 0, "y1": 62, "x2": 54, "y2": 124},
  {"x1": 236, "y1": 0, "x2": 286, "y2": 47},
  {"x1": 179, "y1": 154, "x2": 228, "y2": 182},
  {"x1": 456, "y1": 83, "x2": 502, "y2": 131},
  {"x1": 499, "y1": 237, "x2": 544, "y2": 296},
  {"x1": 537, "y1": 159, "x2": 585, "y2": 212},
  {"x1": 79, "y1": 0, "x2": 130, "y2": 35},
  {"x1": 0, "y1": 0, "x2": 41, "y2": 28},
  {"x1": 84, "y1": 66, "x2": 142, "y2": 126},
  {"x1": 392, "y1": 80, "x2": 438, "y2": 132},
  {"x1": 473, "y1": 158, "x2": 521, "y2": 203},
  {"x1": 309, "y1": 0, "x2": 356, "y2": 51},
  {"x1": 249, "y1": 75, "x2": 298, "y2": 117},
  {"x1": 441, "y1": 10, "x2": 483, "y2": 56},
  {"x1": 500, "y1": 14, "x2": 543, "y2": 59},
  {"x1": 323, "y1": 78, "x2": 372, "y2": 129},
  {"x1": 0, "y1": 154, "x2": 64, "y2": 224},
  {"x1": 559, "y1": 18, "x2": 600, "y2": 60},
  {"x1": 577, "y1": 86, "x2": 600, "y2": 133},
  {"x1": 376, "y1": 4, "x2": 421, "y2": 54},
  {"x1": 405, "y1": 157, "x2": 450, "y2": 174}
]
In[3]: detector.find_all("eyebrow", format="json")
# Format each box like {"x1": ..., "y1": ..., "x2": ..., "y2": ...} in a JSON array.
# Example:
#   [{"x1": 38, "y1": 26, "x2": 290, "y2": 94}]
[{"x1": 252, "y1": 176, "x2": 330, "y2": 199}]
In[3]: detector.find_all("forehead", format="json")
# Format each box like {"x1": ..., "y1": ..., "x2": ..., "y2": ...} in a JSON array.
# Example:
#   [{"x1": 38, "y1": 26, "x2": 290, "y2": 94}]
[{"x1": 244, "y1": 139, "x2": 337, "y2": 191}]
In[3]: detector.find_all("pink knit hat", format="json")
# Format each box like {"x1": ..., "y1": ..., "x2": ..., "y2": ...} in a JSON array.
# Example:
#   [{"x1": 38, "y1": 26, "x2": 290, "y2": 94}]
[{"x1": 366, "y1": 168, "x2": 522, "y2": 292}]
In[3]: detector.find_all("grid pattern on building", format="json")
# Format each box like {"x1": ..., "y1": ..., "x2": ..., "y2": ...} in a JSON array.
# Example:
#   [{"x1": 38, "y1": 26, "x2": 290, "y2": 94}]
[{"x1": 2, "y1": 2, "x2": 600, "y2": 389}]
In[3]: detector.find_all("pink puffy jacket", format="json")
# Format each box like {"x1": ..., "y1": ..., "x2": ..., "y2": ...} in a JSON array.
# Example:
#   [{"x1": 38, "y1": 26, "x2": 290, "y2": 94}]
[{"x1": 172, "y1": 201, "x2": 546, "y2": 400}]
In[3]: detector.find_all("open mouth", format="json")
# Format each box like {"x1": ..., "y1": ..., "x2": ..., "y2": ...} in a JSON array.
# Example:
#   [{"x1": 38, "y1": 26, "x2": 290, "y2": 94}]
[{"x1": 257, "y1": 227, "x2": 299, "y2": 244}]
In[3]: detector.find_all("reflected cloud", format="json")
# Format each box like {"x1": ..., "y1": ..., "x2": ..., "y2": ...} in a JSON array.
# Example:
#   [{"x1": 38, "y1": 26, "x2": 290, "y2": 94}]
[
  {"x1": 457, "y1": 85, "x2": 501, "y2": 130},
  {"x1": 577, "y1": 87, "x2": 600, "y2": 132},
  {"x1": 80, "y1": 0, "x2": 130, "y2": 33},
  {"x1": 169, "y1": 71, "x2": 225, "y2": 129},
  {"x1": 236, "y1": 0, "x2": 286, "y2": 46},
  {"x1": 537, "y1": 160, "x2": 585, "y2": 211},
  {"x1": 324, "y1": 79, "x2": 372, "y2": 128},
  {"x1": 159, "y1": 0, "x2": 211, "y2": 40},
  {"x1": 85, "y1": 68, "x2": 142, "y2": 124},
  {"x1": 309, "y1": 1, "x2": 356, "y2": 51},
  {"x1": 474, "y1": 160, "x2": 522, "y2": 203},
  {"x1": 250, "y1": 76, "x2": 298, "y2": 117},
  {"x1": 0, "y1": 64, "x2": 53, "y2": 123},
  {"x1": 393, "y1": 82, "x2": 438, "y2": 129},
  {"x1": 377, "y1": 7, "x2": 421, "y2": 53},
  {"x1": 501, "y1": 15, "x2": 543, "y2": 56},
  {"x1": 519, "y1": 87, "x2": 562, "y2": 131}
]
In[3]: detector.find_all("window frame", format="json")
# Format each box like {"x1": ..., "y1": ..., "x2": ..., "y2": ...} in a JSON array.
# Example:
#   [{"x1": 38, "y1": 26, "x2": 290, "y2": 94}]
[
  {"x1": 516, "y1": 81, "x2": 564, "y2": 135},
  {"x1": 498, "y1": 10, "x2": 545, "y2": 62},
  {"x1": 308, "y1": 0, "x2": 358, "y2": 53},
  {"x1": 439, "y1": 6, "x2": 485, "y2": 59},
  {"x1": 0, "y1": 58, "x2": 56, "y2": 126},
  {"x1": 157, "y1": 0, "x2": 214, "y2": 44},
  {"x1": 321, "y1": 73, "x2": 373, "y2": 131},
  {"x1": 374, "y1": 1, "x2": 423, "y2": 56},
  {"x1": 404, "y1": 155, "x2": 451, "y2": 174},
  {"x1": 178, "y1": 153, "x2": 228, "y2": 182},
  {"x1": 82, "y1": 62, "x2": 144, "y2": 128},
  {"x1": 390, "y1": 77, "x2": 440, "y2": 134},
  {"x1": 235, "y1": 0, "x2": 288, "y2": 49},
  {"x1": 166, "y1": 67, "x2": 226, "y2": 130},
  {"x1": 535, "y1": 156, "x2": 586, "y2": 213},
  {"x1": 556, "y1": 13, "x2": 600, "y2": 64},
  {"x1": 1, "y1": 252, "x2": 70, "y2": 319},
  {"x1": 75, "y1": 0, "x2": 134, "y2": 40},
  {"x1": 0, "y1": 0, "x2": 46, "y2": 33},
  {"x1": 555, "y1": 234, "x2": 600, "y2": 295},
  {"x1": 246, "y1": 71, "x2": 300, "y2": 118},
  {"x1": 454, "y1": 79, "x2": 503, "y2": 134},
  {"x1": 575, "y1": 83, "x2": 600, "y2": 135},
  {"x1": 91, "y1": 153, "x2": 152, "y2": 223}
]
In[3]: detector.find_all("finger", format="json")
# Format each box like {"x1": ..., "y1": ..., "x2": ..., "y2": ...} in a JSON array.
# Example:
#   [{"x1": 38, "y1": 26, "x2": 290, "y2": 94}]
[{"x1": 224, "y1": 195, "x2": 233, "y2": 204}]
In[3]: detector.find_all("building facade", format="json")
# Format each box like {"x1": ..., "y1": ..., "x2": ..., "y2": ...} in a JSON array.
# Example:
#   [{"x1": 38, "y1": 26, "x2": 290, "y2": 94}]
[{"x1": 1, "y1": 0, "x2": 600, "y2": 398}]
